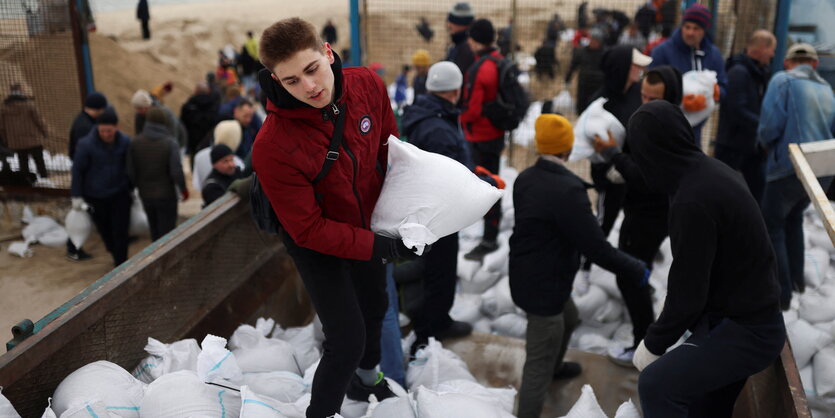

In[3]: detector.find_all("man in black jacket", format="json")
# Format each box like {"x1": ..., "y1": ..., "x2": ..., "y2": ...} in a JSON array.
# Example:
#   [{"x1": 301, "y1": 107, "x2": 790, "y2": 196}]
[
  {"x1": 715, "y1": 30, "x2": 776, "y2": 204},
  {"x1": 202, "y1": 144, "x2": 242, "y2": 207},
  {"x1": 511, "y1": 113, "x2": 647, "y2": 418},
  {"x1": 445, "y1": 2, "x2": 475, "y2": 76},
  {"x1": 180, "y1": 82, "x2": 218, "y2": 168},
  {"x1": 627, "y1": 101, "x2": 785, "y2": 418},
  {"x1": 564, "y1": 28, "x2": 605, "y2": 114}
]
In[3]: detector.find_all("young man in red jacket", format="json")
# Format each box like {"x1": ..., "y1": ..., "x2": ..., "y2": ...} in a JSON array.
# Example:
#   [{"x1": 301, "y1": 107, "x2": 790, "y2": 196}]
[
  {"x1": 461, "y1": 18, "x2": 506, "y2": 261},
  {"x1": 252, "y1": 18, "x2": 423, "y2": 417}
]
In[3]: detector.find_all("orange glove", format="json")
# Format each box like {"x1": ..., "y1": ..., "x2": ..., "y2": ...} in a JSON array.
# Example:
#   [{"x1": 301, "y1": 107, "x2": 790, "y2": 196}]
[
  {"x1": 683, "y1": 94, "x2": 707, "y2": 112},
  {"x1": 474, "y1": 165, "x2": 506, "y2": 189},
  {"x1": 713, "y1": 83, "x2": 720, "y2": 102}
]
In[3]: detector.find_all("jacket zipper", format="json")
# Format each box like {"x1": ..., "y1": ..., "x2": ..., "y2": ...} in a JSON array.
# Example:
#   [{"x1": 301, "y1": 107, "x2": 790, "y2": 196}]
[{"x1": 330, "y1": 103, "x2": 368, "y2": 229}]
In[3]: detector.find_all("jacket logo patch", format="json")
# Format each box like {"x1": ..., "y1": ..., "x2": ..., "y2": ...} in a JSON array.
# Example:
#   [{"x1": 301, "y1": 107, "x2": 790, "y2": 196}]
[{"x1": 359, "y1": 115, "x2": 372, "y2": 135}]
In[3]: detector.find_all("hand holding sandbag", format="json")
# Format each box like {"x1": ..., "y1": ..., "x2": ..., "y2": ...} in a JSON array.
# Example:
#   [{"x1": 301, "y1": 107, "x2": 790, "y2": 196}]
[{"x1": 632, "y1": 340, "x2": 661, "y2": 371}]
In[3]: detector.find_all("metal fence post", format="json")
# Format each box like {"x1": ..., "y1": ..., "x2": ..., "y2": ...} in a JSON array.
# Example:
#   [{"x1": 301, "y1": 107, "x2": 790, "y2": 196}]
[
  {"x1": 772, "y1": 0, "x2": 792, "y2": 74},
  {"x1": 350, "y1": 0, "x2": 363, "y2": 67}
]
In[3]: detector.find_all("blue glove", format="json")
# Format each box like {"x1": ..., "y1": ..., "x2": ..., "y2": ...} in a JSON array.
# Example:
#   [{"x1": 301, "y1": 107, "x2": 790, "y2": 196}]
[{"x1": 641, "y1": 268, "x2": 651, "y2": 287}]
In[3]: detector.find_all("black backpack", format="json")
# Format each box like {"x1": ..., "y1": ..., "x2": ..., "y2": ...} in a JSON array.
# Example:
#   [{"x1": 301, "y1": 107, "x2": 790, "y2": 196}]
[
  {"x1": 250, "y1": 103, "x2": 346, "y2": 234},
  {"x1": 467, "y1": 55, "x2": 530, "y2": 131}
]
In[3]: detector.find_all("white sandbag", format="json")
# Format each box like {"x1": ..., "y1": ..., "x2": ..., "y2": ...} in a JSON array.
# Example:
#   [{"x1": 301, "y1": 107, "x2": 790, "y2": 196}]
[
  {"x1": 558, "y1": 384, "x2": 608, "y2": 418},
  {"x1": 363, "y1": 395, "x2": 415, "y2": 418},
  {"x1": 456, "y1": 253, "x2": 481, "y2": 282},
  {"x1": 553, "y1": 91, "x2": 574, "y2": 114},
  {"x1": 414, "y1": 386, "x2": 514, "y2": 418},
  {"x1": 240, "y1": 386, "x2": 303, "y2": 418},
  {"x1": 340, "y1": 398, "x2": 369, "y2": 418},
  {"x1": 593, "y1": 299, "x2": 624, "y2": 324},
  {"x1": 132, "y1": 337, "x2": 201, "y2": 383},
  {"x1": 805, "y1": 248, "x2": 830, "y2": 289},
  {"x1": 312, "y1": 315, "x2": 325, "y2": 346},
  {"x1": 799, "y1": 365, "x2": 816, "y2": 398},
  {"x1": 459, "y1": 267, "x2": 501, "y2": 294},
  {"x1": 575, "y1": 333, "x2": 614, "y2": 356},
  {"x1": 574, "y1": 285, "x2": 609, "y2": 322},
  {"x1": 473, "y1": 318, "x2": 492, "y2": 334},
  {"x1": 59, "y1": 400, "x2": 119, "y2": 418},
  {"x1": 129, "y1": 193, "x2": 150, "y2": 238},
  {"x1": 784, "y1": 309, "x2": 800, "y2": 325},
  {"x1": 0, "y1": 388, "x2": 21, "y2": 418},
  {"x1": 807, "y1": 226, "x2": 832, "y2": 254},
  {"x1": 787, "y1": 319, "x2": 833, "y2": 368},
  {"x1": 271, "y1": 323, "x2": 321, "y2": 373},
  {"x1": 681, "y1": 70, "x2": 717, "y2": 126},
  {"x1": 7, "y1": 241, "x2": 32, "y2": 258},
  {"x1": 480, "y1": 277, "x2": 516, "y2": 319},
  {"x1": 197, "y1": 334, "x2": 243, "y2": 385},
  {"x1": 449, "y1": 294, "x2": 483, "y2": 325},
  {"x1": 588, "y1": 268, "x2": 622, "y2": 300},
  {"x1": 813, "y1": 345, "x2": 835, "y2": 398},
  {"x1": 52, "y1": 361, "x2": 144, "y2": 417},
  {"x1": 41, "y1": 398, "x2": 57, "y2": 418},
  {"x1": 799, "y1": 284, "x2": 835, "y2": 324},
  {"x1": 435, "y1": 380, "x2": 516, "y2": 415},
  {"x1": 407, "y1": 338, "x2": 476, "y2": 390},
  {"x1": 490, "y1": 313, "x2": 527, "y2": 339},
  {"x1": 229, "y1": 322, "x2": 300, "y2": 375},
  {"x1": 482, "y1": 243, "x2": 510, "y2": 274},
  {"x1": 613, "y1": 323, "x2": 634, "y2": 347},
  {"x1": 569, "y1": 97, "x2": 626, "y2": 163},
  {"x1": 302, "y1": 360, "x2": 318, "y2": 388},
  {"x1": 64, "y1": 207, "x2": 93, "y2": 249},
  {"x1": 141, "y1": 370, "x2": 240, "y2": 418},
  {"x1": 614, "y1": 399, "x2": 641, "y2": 418},
  {"x1": 371, "y1": 137, "x2": 503, "y2": 253},
  {"x1": 22, "y1": 216, "x2": 67, "y2": 247},
  {"x1": 243, "y1": 371, "x2": 307, "y2": 403}
]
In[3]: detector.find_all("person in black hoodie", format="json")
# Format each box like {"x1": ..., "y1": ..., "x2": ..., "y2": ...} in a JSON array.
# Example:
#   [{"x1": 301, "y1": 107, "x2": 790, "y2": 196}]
[
  {"x1": 593, "y1": 65, "x2": 683, "y2": 366},
  {"x1": 511, "y1": 113, "x2": 647, "y2": 418},
  {"x1": 714, "y1": 30, "x2": 776, "y2": 204},
  {"x1": 180, "y1": 82, "x2": 219, "y2": 168},
  {"x1": 627, "y1": 101, "x2": 784, "y2": 418}
]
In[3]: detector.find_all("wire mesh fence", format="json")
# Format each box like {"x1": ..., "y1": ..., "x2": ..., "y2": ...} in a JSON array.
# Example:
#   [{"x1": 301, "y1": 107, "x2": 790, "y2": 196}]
[
  {"x1": 363, "y1": 0, "x2": 779, "y2": 178},
  {"x1": 0, "y1": 0, "x2": 88, "y2": 192}
]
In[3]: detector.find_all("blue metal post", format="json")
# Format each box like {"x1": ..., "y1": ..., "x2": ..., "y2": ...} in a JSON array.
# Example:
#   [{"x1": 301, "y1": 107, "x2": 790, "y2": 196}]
[
  {"x1": 349, "y1": 0, "x2": 362, "y2": 67},
  {"x1": 77, "y1": 0, "x2": 95, "y2": 93},
  {"x1": 772, "y1": 0, "x2": 792, "y2": 74}
]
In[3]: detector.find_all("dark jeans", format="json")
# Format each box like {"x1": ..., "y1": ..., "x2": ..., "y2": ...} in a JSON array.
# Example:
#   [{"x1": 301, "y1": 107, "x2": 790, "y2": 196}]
[
  {"x1": 714, "y1": 144, "x2": 766, "y2": 205},
  {"x1": 379, "y1": 264, "x2": 405, "y2": 387},
  {"x1": 281, "y1": 231, "x2": 388, "y2": 418},
  {"x1": 761, "y1": 175, "x2": 815, "y2": 307},
  {"x1": 140, "y1": 19, "x2": 150, "y2": 39},
  {"x1": 13, "y1": 146, "x2": 48, "y2": 178},
  {"x1": 87, "y1": 189, "x2": 132, "y2": 266},
  {"x1": 517, "y1": 300, "x2": 580, "y2": 418},
  {"x1": 583, "y1": 162, "x2": 626, "y2": 270},
  {"x1": 411, "y1": 233, "x2": 458, "y2": 342},
  {"x1": 639, "y1": 312, "x2": 785, "y2": 418},
  {"x1": 617, "y1": 209, "x2": 666, "y2": 347},
  {"x1": 469, "y1": 137, "x2": 505, "y2": 242},
  {"x1": 141, "y1": 197, "x2": 178, "y2": 241}
]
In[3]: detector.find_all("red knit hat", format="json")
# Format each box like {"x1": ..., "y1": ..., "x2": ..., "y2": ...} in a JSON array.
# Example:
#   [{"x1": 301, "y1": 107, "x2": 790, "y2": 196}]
[{"x1": 682, "y1": 4, "x2": 712, "y2": 30}]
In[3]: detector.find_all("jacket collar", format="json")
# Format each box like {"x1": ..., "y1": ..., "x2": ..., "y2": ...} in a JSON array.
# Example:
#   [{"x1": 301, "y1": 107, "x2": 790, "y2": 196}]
[
  {"x1": 260, "y1": 52, "x2": 345, "y2": 120},
  {"x1": 451, "y1": 30, "x2": 468, "y2": 44},
  {"x1": 141, "y1": 121, "x2": 171, "y2": 140},
  {"x1": 475, "y1": 46, "x2": 498, "y2": 58},
  {"x1": 788, "y1": 64, "x2": 829, "y2": 85},
  {"x1": 536, "y1": 156, "x2": 593, "y2": 188},
  {"x1": 671, "y1": 28, "x2": 712, "y2": 54}
]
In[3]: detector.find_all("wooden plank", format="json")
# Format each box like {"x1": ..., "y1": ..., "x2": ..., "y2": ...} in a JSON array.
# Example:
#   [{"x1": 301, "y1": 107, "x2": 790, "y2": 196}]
[
  {"x1": 798, "y1": 139, "x2": 835, "y2": 177},
  {"x1": 789, "y1": 143, "x2": 835, "y2": 247}
]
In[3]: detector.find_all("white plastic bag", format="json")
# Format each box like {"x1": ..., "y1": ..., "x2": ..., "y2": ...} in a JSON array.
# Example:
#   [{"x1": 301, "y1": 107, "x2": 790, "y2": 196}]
[
  {"x1": 271, "y1": 323, "x2": 321, "y2": 373},
  {"x1": 59, "y1": 400, "x2": 118, "y2": 418},
  {"x1": 197, "y1": 334, "x2": 244, "y2": 385},
  {"x1": 574, "y1": 285, "x2": 609, "y2": 322},
  {"x1": 614, "y1": 399, "x2": 641, "y2": 418},
  {"x1": 7, "y1": 241, "x2": 32, "y2": 258},
  {"x1": 129, "y1": 192, "x2": 150, "y2": 238},
  {"x1": 787, "y1": 319, "x2": 833, "y2": 368},
  {"x1": 414, "y1": 386, "x2": 514, "y2": 418},
  {"x1": 434, "y1": 380, "x2": 516, "y2": 415},
  {"x1": 804, "y1": 248, "x2": 830, "y2": 289},
  {"x1": 799, "y1": 284, "x2": 835, "y2": 324},
  {"x1": 141, "y1": 370, "x2": 240, "y2": 418},
  {"x1": 449, "y1": 294, "x2": 483, "y2": 325},
  {"x1": 243, "y1": 371, "x2": 307, "y2": 403},
  {"x1": 813, "y1": 345, "x2": 835, "y2": 398},
  {"x1": 558, "y1": 384, "x2": 608, "y2": 418},
  {"x1": 52, "y1": 361, "x2": 144, "y2": 418},
  {"x1": 371, "y1": 137, "x2": 502, "y2": 253},
  {"x1": 553, "y1": 91, "x2": 574, "y2": 114},
  {"x1": 22, "y1": 216, "x2": 67, "y2": 247},
  {"x1": 480, "y1": 277, "x2": 516, "y2": 318},
  {"x1": 40, "y1": 398, "x2": 57, "y2": 418},
  {"x1": 459, "y1": 267, "x2": 501, "y2": 295},
  {"x1": 406, "y1": 338, "x2": 476, "y2": 390},
  {"x1": 569, "y1": 98, "x2": 626, "y2": 163},
  {"x1": 0, "y1": 387, "x2": 21, "y2": 418},
  {"x1": 681, "y1": 70, "x2": 718, "y2": 126},
  {"x1": 229, "y1": 322, "x2": 301, "y2": 375},
  {"x1": 64, "y1": 208, "x2": 93, "y2": 249},
  {"x1": 490, "y1": 313, "x2": 527, "y2": 339},
  {"x1": 132, "y1": 337, "x2": 201, "y2": 383},
  {"x1": 240, "y1": 385, "x2": 309, "y2": 418}
]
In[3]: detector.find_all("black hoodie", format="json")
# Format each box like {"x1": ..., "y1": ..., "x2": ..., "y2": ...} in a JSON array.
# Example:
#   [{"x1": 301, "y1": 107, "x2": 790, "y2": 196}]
[
  {"x1": 596, "y1": 45, "x2": 643, "y2": 127},
  {"x1": 646, "y1": 65, "x2": 683, "y2": 105},
  {"x1": 628, "y1": 101, "x2": 782, "y2": 355}
]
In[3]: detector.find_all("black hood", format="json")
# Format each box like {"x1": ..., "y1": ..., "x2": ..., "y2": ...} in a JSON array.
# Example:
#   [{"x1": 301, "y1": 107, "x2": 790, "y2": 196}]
[
  {"x1": 259, "y1": 51, "x2": 345, "y2": 110},
  {"x1": 600, "y1": 45, "x2": 634, "y2": 96},
  {"x1": 628, "y1": 100, "x2": 702, "y2": 193},
  {"x1": 726, "y1": 52, "x2": 770, "y2": 84},
  {"x1": 646, "y1": 65, "x2": 683, "y2": 105}
]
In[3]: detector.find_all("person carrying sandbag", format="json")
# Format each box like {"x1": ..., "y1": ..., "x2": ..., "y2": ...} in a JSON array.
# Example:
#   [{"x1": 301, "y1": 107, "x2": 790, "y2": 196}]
[{"x1": 251, "y1": 18, "x2": 425, "y2": 418}]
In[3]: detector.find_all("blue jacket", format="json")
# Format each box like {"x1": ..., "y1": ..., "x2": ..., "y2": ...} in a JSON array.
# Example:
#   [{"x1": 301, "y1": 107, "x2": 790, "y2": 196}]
[
  {"x1": 758, "y1": 65, "x2": 835, "y2": 181},
  {"x1": 400, "y1": 93, "x2": 472, "y2": 168},
  {"x1": 649, "y1": 29, "x2": 728, "y2": 100},
  {"x1": 71, "y1": 128, "x2": 132, "y2": 199}
]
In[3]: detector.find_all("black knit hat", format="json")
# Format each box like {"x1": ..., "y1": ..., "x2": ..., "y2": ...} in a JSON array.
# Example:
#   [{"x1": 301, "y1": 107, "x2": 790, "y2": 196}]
[
  {"x1": 97, "y1": 107, "x2": 118, "y2": 125},
  {"x1": 211, "y1": 144, "x2": 234, "y2": 164},
  {"x1": 84, "y1": 92, "x2": 107, "y2": 110},
  {"x1": 468, "y1": 19, "x2": 495, "y2": 45}
]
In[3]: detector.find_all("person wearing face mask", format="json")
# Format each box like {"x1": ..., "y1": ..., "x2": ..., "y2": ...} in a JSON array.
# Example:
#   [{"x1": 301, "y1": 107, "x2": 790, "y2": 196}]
[
  {"x1": 626, "y1": 100, "x2": 784, "y2": 418},
  {"x1": 251, "y1": 18, "x2": 424, "y2": 418}
]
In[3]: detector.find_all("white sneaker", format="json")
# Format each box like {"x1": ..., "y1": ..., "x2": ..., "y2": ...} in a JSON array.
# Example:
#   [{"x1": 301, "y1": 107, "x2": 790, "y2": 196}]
[{"x1": 607, "y1": 345, "x2": 636, "y2": 368}]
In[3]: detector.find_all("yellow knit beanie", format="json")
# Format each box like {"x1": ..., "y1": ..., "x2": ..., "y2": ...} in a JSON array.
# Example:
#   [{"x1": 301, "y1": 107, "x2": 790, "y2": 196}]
[
  {"x1": 412, "y1": 50, "x2": 431, "y2": 67},
  {"x1": 535, "y1": 114, "x2": 574, "y2": 155}
]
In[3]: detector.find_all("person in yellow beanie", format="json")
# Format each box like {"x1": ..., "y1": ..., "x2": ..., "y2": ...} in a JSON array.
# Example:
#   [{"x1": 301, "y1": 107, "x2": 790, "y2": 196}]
[
  {"x1": 510, "y1": 113, "x2": 649, "y2": 418},
  {"x1": 411, "y1": 49, "x2": 431, "y2": 102}
]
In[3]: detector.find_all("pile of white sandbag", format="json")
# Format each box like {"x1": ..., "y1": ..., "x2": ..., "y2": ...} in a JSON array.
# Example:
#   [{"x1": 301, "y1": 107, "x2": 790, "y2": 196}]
[{"x1": 558, "y1": 385, "x2": 640, "y2": 418}]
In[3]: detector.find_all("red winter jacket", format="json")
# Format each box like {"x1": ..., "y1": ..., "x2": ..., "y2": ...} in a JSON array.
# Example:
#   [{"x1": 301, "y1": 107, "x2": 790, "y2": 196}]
[
  {"x1": 252, "y1": 59, "x2": 397, "y2": 260},
  {"x1": 461, "y1": 48, "x2": 506, "y2": 142}
]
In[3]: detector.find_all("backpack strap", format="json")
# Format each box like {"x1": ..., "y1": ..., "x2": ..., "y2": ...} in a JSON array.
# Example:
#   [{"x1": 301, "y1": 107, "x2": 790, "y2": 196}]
[{"x1": 311, "y1": 103, "x2": 346, "y2": 184}]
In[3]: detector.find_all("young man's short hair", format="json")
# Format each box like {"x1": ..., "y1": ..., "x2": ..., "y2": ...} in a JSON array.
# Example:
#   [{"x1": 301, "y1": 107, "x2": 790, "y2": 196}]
[
  {"x1": 236, "y1": 98, "x2": 253, "y2": 109},
  {"x1": 260, "y1": 18, "x2": 323, "y2": 72},
  {"x1": 645, "y1": 71, "x2": 665, "y2": 85}
]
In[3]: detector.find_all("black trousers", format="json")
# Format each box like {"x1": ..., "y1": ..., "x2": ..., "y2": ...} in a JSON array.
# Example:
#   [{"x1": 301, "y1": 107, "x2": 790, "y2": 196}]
[
  {"x1": 617, "y1": 209, "x2": 667, "y2": 347},
  {"x1": 281, "y1": 231, "x2": 388, "y2": 418},
  {"x1": 87, "y1": 189, "x2": 132, "y2": 266},
  {"x1": 411, "y1": 233, "x2": 458, "y2": 341},
  {"x1": 714, "y1": 144, "x2": 766, "y2": 205},
  {"x1": 639, "y1": 312, "x2": 785, "y2": 418},
  {"x1": 140, "y1": 19, "x2": 150, "y2": 39},
  {"x1": 14, "y1": 146, "x2": 48, "y2": 178},
  {"x1": 469, "y1": 137, "x2": 505, "y2": 242},
  {"x1": 583, "y1": 162, "x2": 626, "y2": 270},
  {"x1": 142, "y1": 198, "x2": 178, "y2": 241}
]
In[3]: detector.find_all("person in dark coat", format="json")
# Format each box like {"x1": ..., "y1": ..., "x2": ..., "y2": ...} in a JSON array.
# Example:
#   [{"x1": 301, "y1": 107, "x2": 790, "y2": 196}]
[
  {"x1": 71, "y1": 108, "x2": 133, "y2": 267},
  {"x1": 69, "y1": 92, "x2": 107, "y2": 160},
  {"x1": 627, "y1": 100, "x2": 785, "y2": 418},
  {"x1": 180, "y1": 82, "x2": 219, "y2": 166},
  {"x1": 445, "y1": 2, "x2": 475, "y2": 76},
  {"x1": 593, "y1": 65, "x2": 683, "y2": 367},
  {"x1": 202, "y1": 144, "x2": 242, "y2": 207},
  {"x1": 564, "y1": 27, "x2": 606, "y2": 114},
  {"x1": 512, "y1": 113, "x2": 647, "y2": 418},
  {"x1": 321, "y1": 20, "x2": 338, "y2": 45},
  {"x1": 410, "y1": 50, "x2": 431, "y2": 101},
  {"x1": 136, "y1": 0, "x2": 150, "y2": 40},
  {"x1": 127, "y1": 107, "x2": 187, "y2": 241},
  {"x1": 534, "y1": 40, "x2": 557, "y2": 80},
  {"x1": 399, "y1": 61, "x2": 474, "y2": 355},
  {"x1": 715, "y1": 30, "x2": 776, "y2": 204}
]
